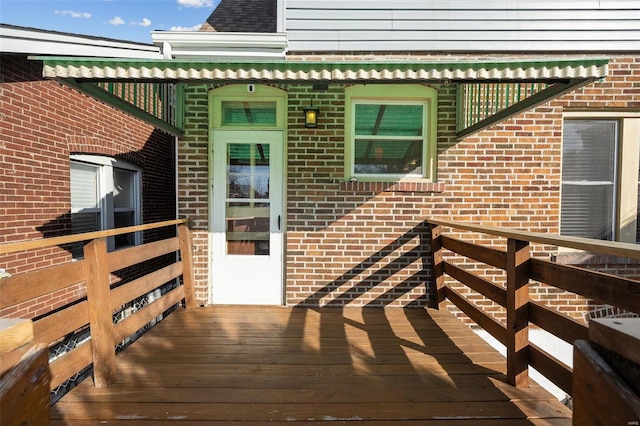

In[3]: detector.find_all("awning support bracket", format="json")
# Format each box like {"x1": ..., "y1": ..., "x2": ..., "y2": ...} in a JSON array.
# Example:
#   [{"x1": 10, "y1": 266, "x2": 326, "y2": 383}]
[
  {"x1": 59, "y1": 79, "x2": 184, "y2": 137},
  {"x1": 456, "y1": 78, "x2": 596, "y2": 140}
]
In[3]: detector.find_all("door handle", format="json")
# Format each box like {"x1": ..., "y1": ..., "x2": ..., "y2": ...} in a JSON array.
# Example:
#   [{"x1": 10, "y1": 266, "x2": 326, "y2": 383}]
[{"x1": 277, "y1": 215, "x2": 281, "y2": 231}]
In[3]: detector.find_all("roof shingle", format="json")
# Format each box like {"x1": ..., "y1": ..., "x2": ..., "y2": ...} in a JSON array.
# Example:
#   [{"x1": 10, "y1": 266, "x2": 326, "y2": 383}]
[{"x1": 204, "y1": 0, "x2": 277, "y2": 33}]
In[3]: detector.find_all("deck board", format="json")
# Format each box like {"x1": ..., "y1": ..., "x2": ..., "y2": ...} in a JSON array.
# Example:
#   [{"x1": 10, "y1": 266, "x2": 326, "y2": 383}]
[{"x1": 51, "y1": 306, "x2": 572, "y2": 424}]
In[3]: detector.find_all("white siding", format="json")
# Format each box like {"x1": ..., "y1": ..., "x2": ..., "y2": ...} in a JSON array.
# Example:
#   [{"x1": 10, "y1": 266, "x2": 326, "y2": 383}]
[{"x1": 286, "y1": 0, "x2": 640, "y2": 52}]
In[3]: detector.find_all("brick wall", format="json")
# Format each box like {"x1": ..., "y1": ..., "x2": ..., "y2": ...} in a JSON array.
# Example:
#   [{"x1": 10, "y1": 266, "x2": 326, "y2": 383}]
[
  {"x1": 176, "y1": 54, "x2": 639, "y2": 317},
  {"x1": 0, "y1": 54, "x2": 176, "y2": 318},
  {"x1": 177, "y1": 83, "x2": 211, "y2": 304},
  {"x1": 285, "y1": 83, "x2": 452, "y2": 307}
]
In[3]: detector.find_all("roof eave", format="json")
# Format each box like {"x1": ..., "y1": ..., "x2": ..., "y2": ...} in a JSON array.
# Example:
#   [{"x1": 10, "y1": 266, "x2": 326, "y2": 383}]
[
  {"x1": 151, "y1": 31, "x2": 288, "y2": 59},
  {"x1": 0, "y1": 25, "x2": 162, "y2": 59}
]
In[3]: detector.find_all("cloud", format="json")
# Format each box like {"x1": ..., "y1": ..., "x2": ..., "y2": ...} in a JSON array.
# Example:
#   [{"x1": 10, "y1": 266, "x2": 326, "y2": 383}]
[
  {"x1": 169, "y1": 24, "x2": 202, "y2": 32},
  {"x1": 132, "y1": 18, "x2": 152, "y2": 27},
  {"x1": 109, "y1": 16, "x2": 125, "y2": 26},
  {"x1": 177, "y1": 0, "x2": 214, "y2": 8},
  {"x1": 54, "y1": 10, "x2": 91, "y2": 19}
]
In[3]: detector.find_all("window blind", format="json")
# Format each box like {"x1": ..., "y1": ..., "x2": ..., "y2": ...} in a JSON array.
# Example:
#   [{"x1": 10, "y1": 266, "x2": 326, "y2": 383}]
[
  {"x1": 561, "y1": 120, "x2": 618, "y2": 240},
  {"x1": 70, "y1": 162, "x2": 99, "y2": 210}
]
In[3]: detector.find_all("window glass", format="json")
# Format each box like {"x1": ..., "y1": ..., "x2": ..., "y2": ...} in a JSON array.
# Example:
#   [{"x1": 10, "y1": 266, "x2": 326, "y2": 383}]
[
  {"x1": 353, "y1": 103, "x2": 424, "y2": 176},
  {"x1": 354, "y1": 139, "x2": 422, "y2": 175},
  {"x1": 226, "y1": 143, "x2": 270, "y2": 255},
  {"x1": 561, "y1": 120, "x2": 618, "y2": 240},
  {"x1": 227, "y1": 143, "x2": 270, "y2": 199},
  {"x1": 114, "y1": 211, "x2": 136, "y2": 249},
  {"x1": 355, "y1": 104, "x2": 423, "y2": 136},
  {"x1": 221, "y1": 101, "x2": 277, "y2": 127},
  {"x1": 70, "y1": 212, "x2": 100, "y2": 258},
  {"x1": 113, "y1": 168, "x2": 137, "y2": 249},
  {"x1": 114, "y1": 168, "x2": 135, "y2": 209}
]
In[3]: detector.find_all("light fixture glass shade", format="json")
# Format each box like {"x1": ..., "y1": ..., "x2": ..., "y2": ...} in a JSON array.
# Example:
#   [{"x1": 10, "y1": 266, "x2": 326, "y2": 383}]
[{"x1": 304, "y1": 107, "x2": 319, "y2": 128}]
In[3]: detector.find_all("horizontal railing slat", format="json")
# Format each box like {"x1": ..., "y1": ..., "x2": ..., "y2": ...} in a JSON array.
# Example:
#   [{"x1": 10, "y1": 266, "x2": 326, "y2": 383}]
[
  {"x1": 443, "y1": 261, "x2": 507, "y2": 307},
  {"x1": 444, "y1": 285, "x2": 507, "y2": 345},
  {"x1": 107, "y1": 237, "x2": 180, "y2": 273},
  {"x1": 528, "y1": 300, "x2": 589, "y2": 345},
  {"x1": 528, "y1": 343, "x2": 573, "y2": 395},
  {"x1": 32, "y1": 301, "x2": 89, "y2": 347},
  {"x1": 0, "y1": 218, "x2": 188, "y2": 254},
  {"x1": 110, "y1": 262, "x2": 183, "y2": 310},
  {"x1": 441, "y1": 235, "x2": 507, "y2": 270},
  {"x1": 429, "y1": 218, "x2": 640, "y2": 260},
  {"x1": 0, "y1": 261, "x2": 85, "y2": 309},
  {"x1": 112, "y1": 286, "x2": 185, "y2": 345},
  {"x1": 49, "y1": 342, "x2": 93, "y2": 390},
  {"x1": 530, "y1": 258, "x2": 640, "y2": 315}
]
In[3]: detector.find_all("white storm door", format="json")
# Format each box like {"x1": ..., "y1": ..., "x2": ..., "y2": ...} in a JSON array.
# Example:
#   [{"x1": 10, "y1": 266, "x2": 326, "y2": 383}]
[{"x1": 211, "y1": 130, "x2": 284, "y2": 305}]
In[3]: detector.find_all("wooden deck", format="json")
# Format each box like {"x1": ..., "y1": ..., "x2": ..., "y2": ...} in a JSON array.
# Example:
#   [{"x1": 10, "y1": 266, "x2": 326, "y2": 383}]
[{"x1": 51, "y1": 306, "x2": 572, "y2": 425}]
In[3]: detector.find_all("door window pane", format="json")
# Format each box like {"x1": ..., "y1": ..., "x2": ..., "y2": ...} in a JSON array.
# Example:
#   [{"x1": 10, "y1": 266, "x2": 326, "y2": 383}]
[
  {"x1": 561, "y1": 120, "x2": 618, "y2": 240},
  {"x1": 226, "y1": 203, "x2": 270, "y2": 255},
  {"x1": 226, "y1": 142, "x2": 271, "y2": 255},
  {"x1": 227, "y1": 143, "x2": 270, "y2": 199}
]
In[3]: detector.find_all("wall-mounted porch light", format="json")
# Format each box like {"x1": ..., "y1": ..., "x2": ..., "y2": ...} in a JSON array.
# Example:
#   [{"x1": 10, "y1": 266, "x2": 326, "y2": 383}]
[{"x1": 303, "y1": 105, "x2": 319, "y2": 128}]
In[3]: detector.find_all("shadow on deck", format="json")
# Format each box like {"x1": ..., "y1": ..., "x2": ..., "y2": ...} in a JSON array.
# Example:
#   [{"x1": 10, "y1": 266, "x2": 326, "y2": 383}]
[{"x1": 51, "y1": 306, "x2": 571, "y2": 425}]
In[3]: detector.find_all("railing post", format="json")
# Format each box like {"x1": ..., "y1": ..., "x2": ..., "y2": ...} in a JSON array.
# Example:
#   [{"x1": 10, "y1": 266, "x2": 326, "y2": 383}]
[
  {"x1": 83, "y1": 237, "x2": 117, "y2": 388},
  {"x1": 178, "y1": 223, "x2": 197, "y2": 309},
  {"x1": 428, "y1": 223, "x2": 446, "y2": 309},
  {"x1": 506, "y1": 238, "x2": 530, "y2": 387}
]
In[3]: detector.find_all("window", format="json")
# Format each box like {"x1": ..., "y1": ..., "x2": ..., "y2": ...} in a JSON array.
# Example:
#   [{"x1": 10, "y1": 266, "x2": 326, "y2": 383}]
[
  {"x1": 70, "y1": 155, "x2": 142, "y2": 257},
  {"x1": 561, "y1": 114, "x2": 640, "y2": 243},
  {"x1": 209, "y1": 85, "x2": 286, "y2": 129},
  {"x1": 221, "y1": 101, "x2": 277, "y2": 127},
  {"x1": 345, "y1": 85, "x2": 438, "y2": 181}
]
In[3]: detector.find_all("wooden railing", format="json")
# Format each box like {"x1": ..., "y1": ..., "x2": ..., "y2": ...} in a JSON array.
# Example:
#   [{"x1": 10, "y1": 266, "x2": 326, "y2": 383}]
[
  {"x1": 426, "y1": 218, "x2": 640, "y2": 395},
  {"x1": 0, "y1": 219, "x2": 196, "y2": 391}
]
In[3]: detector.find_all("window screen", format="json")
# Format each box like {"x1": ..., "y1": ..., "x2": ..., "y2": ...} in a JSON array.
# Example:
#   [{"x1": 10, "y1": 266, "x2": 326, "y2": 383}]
[{"x1": 561, "y1": 120, "x2": 618, "y2": 240}]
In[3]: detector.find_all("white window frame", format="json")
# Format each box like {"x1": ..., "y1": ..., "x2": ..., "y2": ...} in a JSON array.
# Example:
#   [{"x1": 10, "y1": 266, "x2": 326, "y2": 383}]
[
  {"x1": 345, "y1": 84, "x2": 438, "y2": 182},
  {"x1": 561, "y1": 112, "x2": 640, "y2": 243},
  {"x1": 70, "y1": 154, "x2": 142, "y2": 253}
]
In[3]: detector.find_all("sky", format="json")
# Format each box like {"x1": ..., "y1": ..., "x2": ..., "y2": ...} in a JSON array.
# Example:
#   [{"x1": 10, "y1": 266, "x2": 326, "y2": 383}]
[{"x1": 0, "y1": 0, "x2": 221, "y2": 44}]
